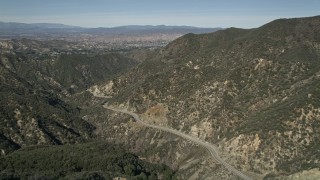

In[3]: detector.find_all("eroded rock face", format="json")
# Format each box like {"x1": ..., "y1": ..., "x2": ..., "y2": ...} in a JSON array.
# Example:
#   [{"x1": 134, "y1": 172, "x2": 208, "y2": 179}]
[
  {"x1": 285, "y1": 168, "x2": 320, "y2": 180},
  {"x1": 143, "y1": 103, "x2": 169, "y2": 126},
  {"x1": 87, "y1": 80, "x2": 118, "y2": 98}
]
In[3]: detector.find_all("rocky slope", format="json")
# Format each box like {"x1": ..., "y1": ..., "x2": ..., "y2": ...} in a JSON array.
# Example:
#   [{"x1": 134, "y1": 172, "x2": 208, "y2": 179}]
[
  {"x1": 0, "y1": 39, "x2": 137, "y2": 156},
  {"x1": 93, "y1": 16, "x2": 320, "y2": 178}
]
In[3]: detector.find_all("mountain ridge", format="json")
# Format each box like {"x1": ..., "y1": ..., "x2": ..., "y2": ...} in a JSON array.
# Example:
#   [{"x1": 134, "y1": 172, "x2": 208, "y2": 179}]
[
  {"x1": 0, "y1": 21, "x2": 222, "y2": 36},
  {"x1": 0, "y1": 21, "x2": 220, "y2": 30},
  {"x1": 0, "y1": 22, "x2": 82, "y2": 29},
  {"x1": 93, "y1": 15, "x2": 320, "y2": 178}
]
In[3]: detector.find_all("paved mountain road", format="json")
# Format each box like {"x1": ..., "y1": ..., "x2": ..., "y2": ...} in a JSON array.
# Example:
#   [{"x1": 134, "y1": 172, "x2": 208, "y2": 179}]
[{"x1": 104, "y1": 105, "x2": 252, "y2": 180}]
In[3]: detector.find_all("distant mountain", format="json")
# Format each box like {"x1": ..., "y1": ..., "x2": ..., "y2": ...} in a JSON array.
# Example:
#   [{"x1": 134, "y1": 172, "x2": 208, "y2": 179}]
[
  {"x1": 0, "y1": 21, "x2": 222, "y2": 41},
  {"x1": 0, "y1": 22, "x2": 81, "y2": 29},
  {"x1": 0, "y1": 22, "x2": 84, "y2": 39},
  {"x1": 85, "y1": 25, "x2": 221, "y2": 35}
]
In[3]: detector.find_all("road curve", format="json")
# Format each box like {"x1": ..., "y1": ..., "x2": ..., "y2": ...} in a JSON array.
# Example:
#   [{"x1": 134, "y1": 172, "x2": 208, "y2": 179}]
[{"x1": 104, "y1": 105, "x2": 252, "y2": 180}]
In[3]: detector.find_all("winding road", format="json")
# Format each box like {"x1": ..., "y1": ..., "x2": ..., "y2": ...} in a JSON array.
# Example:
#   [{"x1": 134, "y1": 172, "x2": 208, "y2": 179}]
[{"x1": 104, "y1": 105, "x2": 252, "y2": 180}]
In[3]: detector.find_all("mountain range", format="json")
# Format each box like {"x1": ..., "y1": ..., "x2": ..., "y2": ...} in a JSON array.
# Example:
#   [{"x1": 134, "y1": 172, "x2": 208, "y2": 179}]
[
  {"x1": 0, "y1": 21, "x2": 221, "y2": 40},
  {"x1": 1, "y1": 16, "x2": 320, "y2": 179}
]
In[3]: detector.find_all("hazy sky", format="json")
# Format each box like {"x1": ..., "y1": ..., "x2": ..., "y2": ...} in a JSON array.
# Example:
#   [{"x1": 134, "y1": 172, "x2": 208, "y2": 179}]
[{"x1": 0, "y1": 0, "x2": 319, "y2": 28}]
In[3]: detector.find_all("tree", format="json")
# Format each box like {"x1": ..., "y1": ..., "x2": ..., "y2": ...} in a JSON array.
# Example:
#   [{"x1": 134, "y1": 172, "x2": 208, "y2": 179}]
[{"x1": 124, "y1": 164, "x2": 135, "y2": 176}]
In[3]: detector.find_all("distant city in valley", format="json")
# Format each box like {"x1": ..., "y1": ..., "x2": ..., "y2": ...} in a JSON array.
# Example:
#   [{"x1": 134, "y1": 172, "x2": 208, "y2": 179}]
[{"x1": 0, "y1": 22, "x2": 222, "y2": 51}]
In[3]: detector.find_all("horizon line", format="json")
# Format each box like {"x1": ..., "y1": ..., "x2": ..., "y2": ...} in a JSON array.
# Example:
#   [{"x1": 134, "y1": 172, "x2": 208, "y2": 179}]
[{"x1": 0, "y1": 21, "x2": 225, "y2": 29}]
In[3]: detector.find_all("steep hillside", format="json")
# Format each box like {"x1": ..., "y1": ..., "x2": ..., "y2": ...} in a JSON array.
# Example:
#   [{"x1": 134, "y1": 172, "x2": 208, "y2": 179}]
[
  {"x1": 0, "y1": 39, "x2": 137, "y2": 156},
  {"x1": 94, "y1": 16, "x2": 320, "y2": 178}
]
